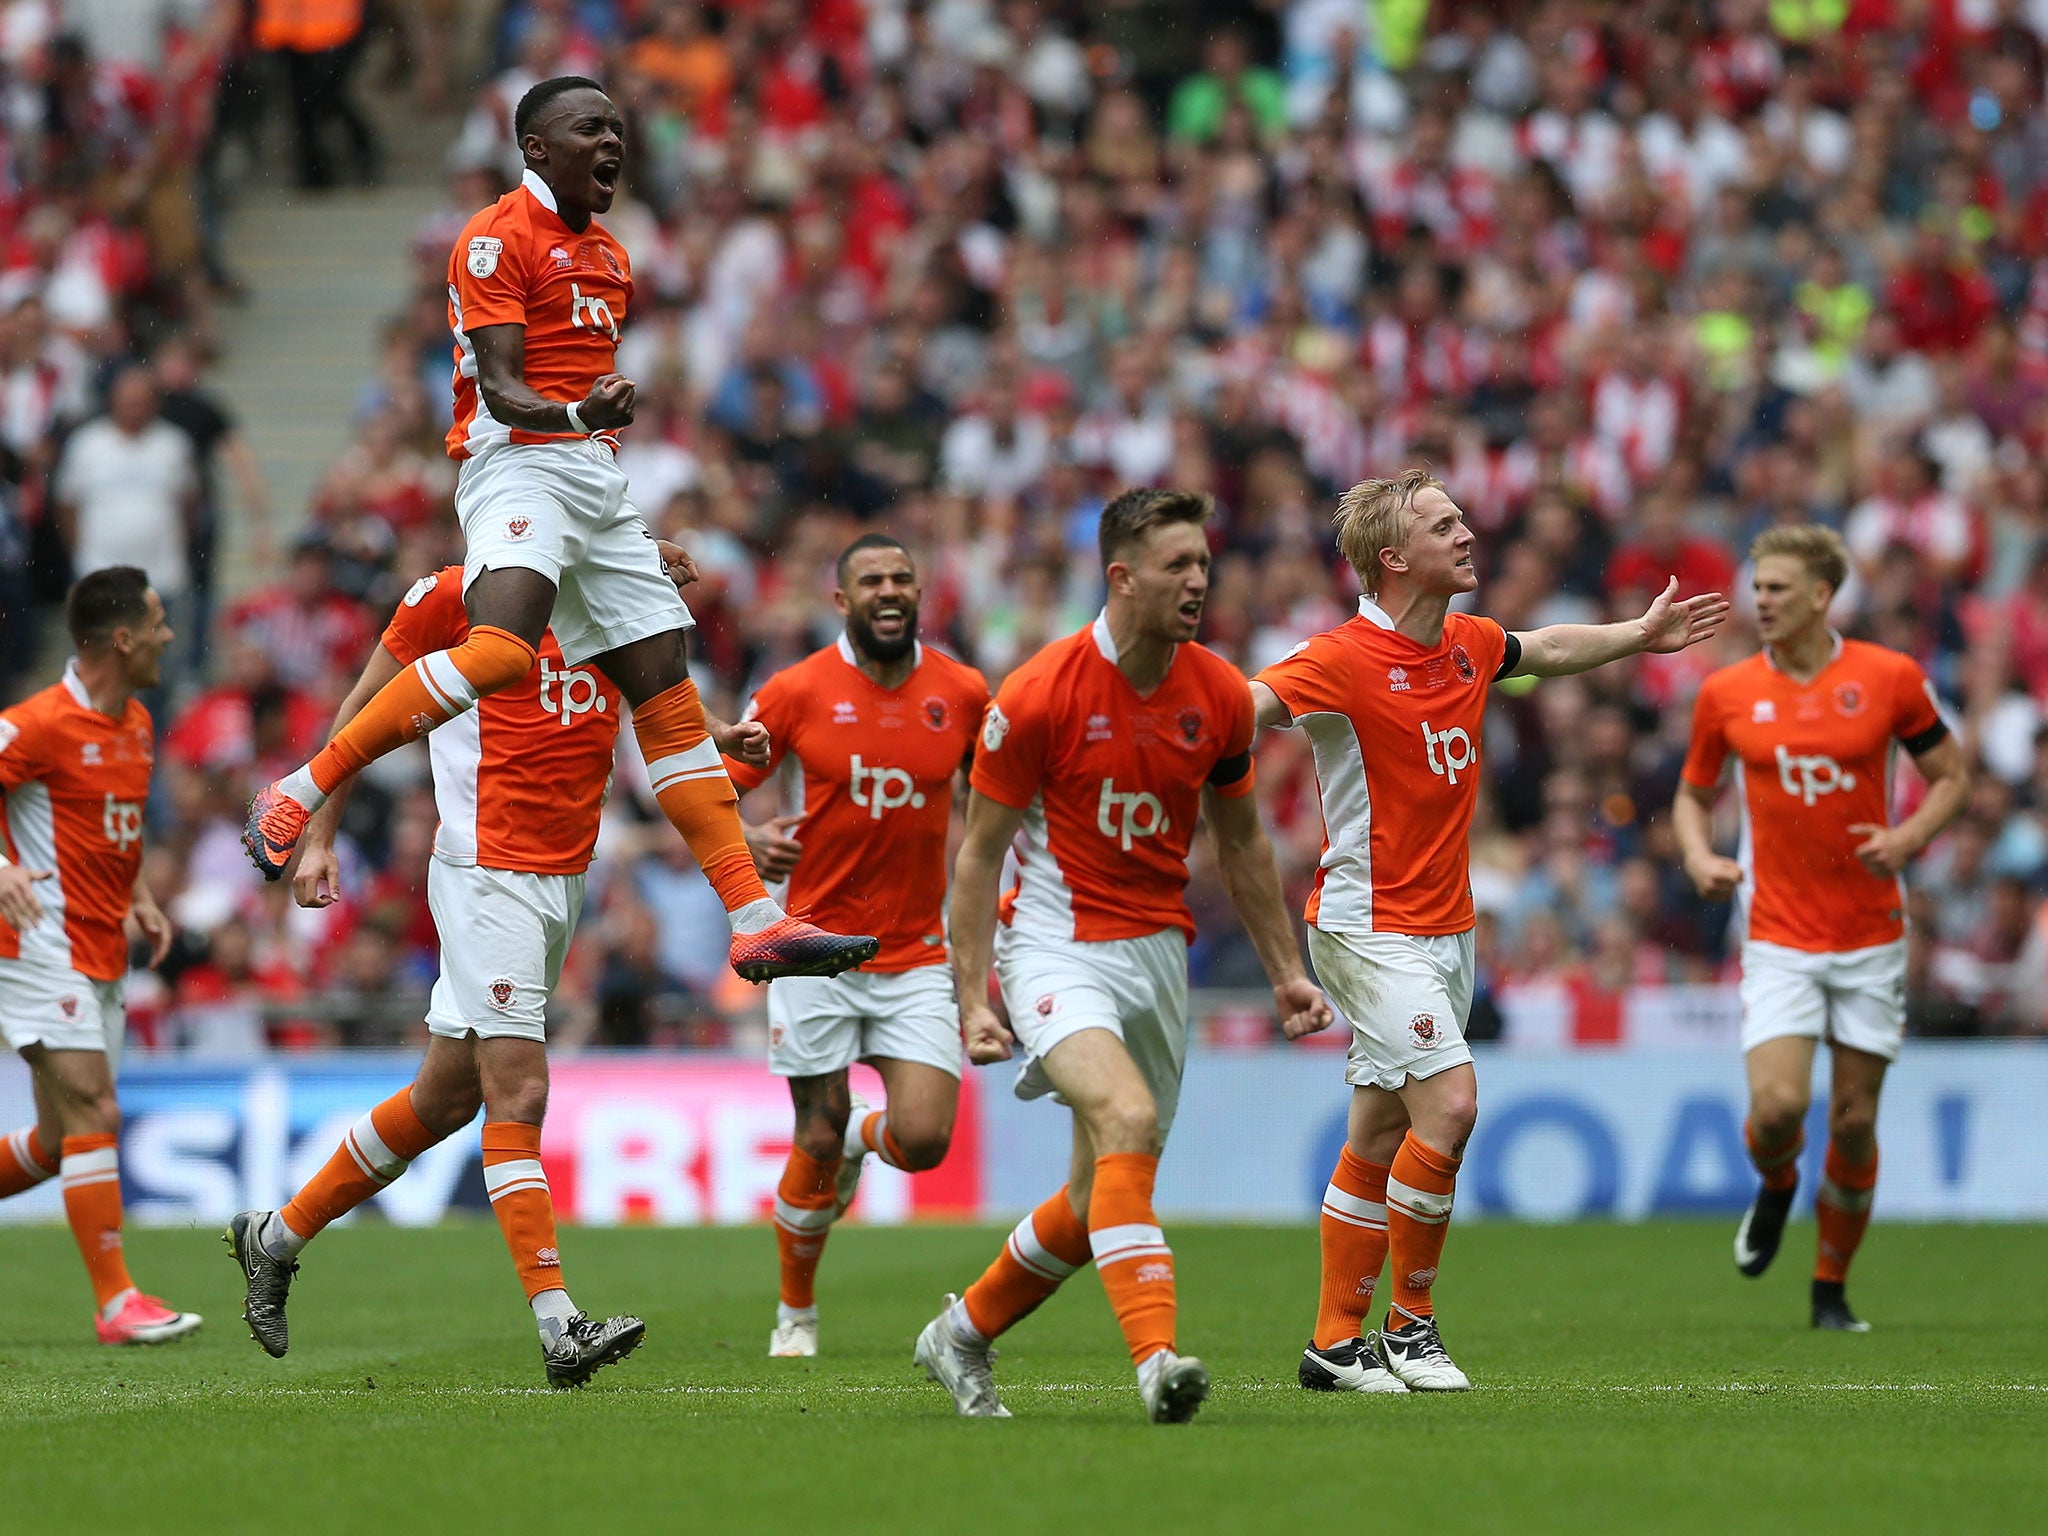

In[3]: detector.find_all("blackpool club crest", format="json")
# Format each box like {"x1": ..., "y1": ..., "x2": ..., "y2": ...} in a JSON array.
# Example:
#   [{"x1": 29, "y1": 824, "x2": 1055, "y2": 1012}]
[{"x1": 466, "y1": 236, "x2": 504, "y2": 278}]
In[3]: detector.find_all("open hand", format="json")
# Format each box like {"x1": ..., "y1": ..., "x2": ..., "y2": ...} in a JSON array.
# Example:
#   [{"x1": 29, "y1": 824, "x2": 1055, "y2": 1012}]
[
  {"x1": 129, "y1": 896, "x2": 174, "y2": 968},
  {"x1": 1640, "y1": 577, "x2": 1731, "y2": 654},
  {"x1": 0, "y1": 864, "x2": 51, "y2": 933}
]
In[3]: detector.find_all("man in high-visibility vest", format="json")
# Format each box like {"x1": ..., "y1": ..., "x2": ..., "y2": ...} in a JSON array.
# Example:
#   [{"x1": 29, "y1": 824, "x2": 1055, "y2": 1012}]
[{"x1": 254, "y1": 0, "x2": 378, "y2": 189}]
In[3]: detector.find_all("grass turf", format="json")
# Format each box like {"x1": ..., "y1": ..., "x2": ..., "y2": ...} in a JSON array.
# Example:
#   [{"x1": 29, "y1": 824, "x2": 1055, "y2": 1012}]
[{"x1": 2, "y1": 1221, "x2": 2042, "y2": 1535}]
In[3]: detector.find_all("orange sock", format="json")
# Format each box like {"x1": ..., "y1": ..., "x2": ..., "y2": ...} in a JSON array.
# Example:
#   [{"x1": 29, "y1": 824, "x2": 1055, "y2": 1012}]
[
  {"x1": 773, "y1": 1145, "x2": 840, "y2": 1309},
  {"x1": 304, "y1": 625, "x2": 535, "y2": 795},
  {"x1": 850, "y1": 1108, "x2": 909, "y2": 1170},
  {"x1": 1385, "y1": 1130, "x2": 1459, "y2": 1323},
  {"x1": 1814, "y1": 1142, "x2": 1878, "y2": 1285},
  {"x1": 1314, "y1": 1146, "x2": 1391, "y2": 1348},
  {"x1": 632, "y1": 679, "x2": 770, "y2": 913},
  {"x1": 280, "y1": 1088, "x2": 443, "y2": 1243},
  {"x1": 962, "y1": 1186, "x2": 1092, "y2": 1341},
  {"x1": 482, "y1": 1121, "x2": 563, "y2": 1300},
  {"x1": 59, "y1": 1133, "x2": 135, "y2": 1310},
  {"x1": 0, "y1": 1125, "x2": 58, "y2": 1198},
  {"x1": 1745, "y1": 1118, "x2": 1804, "y2": 1193},
  {"x1": 1088, "y1": 1152, "x2": 1177, "y2": 1366}
]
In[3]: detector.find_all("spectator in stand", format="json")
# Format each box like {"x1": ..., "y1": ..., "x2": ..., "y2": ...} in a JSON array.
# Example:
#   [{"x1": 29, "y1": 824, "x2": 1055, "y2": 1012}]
[
  {"x1": 217, "y1": 533, "x2": 375, "y2": 694},
  {"x1": 1608, "y1": 484, "x2": 1739, "y2": 608}
]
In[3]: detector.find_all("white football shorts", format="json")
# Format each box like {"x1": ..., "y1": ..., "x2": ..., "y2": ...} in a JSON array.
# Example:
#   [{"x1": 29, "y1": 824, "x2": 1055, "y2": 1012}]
[
  {"x1": 424, "y1": 859, "x2": 586, "y2": 1043},
  {"x1": 0, "y1": 956, "x2": 125, "y2": 1073},
  {"x1": 996, "y1": 925, "x2": 1190, "y2": 1139},
  {"x1": 457, "y1": 437, "x2": 692, "y2": 667},
  {"x1": 1307, "y1": 926, "x2": 1476, "y2": 1092},
  {"x1": 766, "y1": 964, "x2": 962, "y2": 1079},
  {"x1": 1738, "y1": 937, "x2": 1906, "y2": 1061}
]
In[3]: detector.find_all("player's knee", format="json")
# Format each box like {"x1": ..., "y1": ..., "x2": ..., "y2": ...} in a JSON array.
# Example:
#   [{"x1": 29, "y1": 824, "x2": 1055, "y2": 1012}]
[
  {"x1": 891, "y1": 1121, "x2": 953, "y2": 1171},
  {"x1": 1828, "y1": 1099, "x2": 1877, "y2": 1148},
  {"x1": 1092, "y1": 1097, "x2": 1158, "y2": 1154},
  {"x1": 792, "y1": 1119, "x2": 844, "y2": 1162},
  {"x1": 68, "y1": 1089, "x2": 120, "y2": 1138},
  {"x1": 1750, "y1": 1088, "x2": 1807, "y2": 1141},
  {"x1": 484, "y1": 1078, "x2": 548, "y2": 1126},
  {"x1": 416, "y1": 1082, "x2": 483, "y2": 1138}
]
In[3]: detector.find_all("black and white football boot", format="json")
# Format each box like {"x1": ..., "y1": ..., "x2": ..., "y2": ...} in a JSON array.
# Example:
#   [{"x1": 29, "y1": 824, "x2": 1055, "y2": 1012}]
[
  {"x1": 543, "y1": 1312, "x2": 646, "y2": 1388},
  {"x1": 1734, "y1": 1179, "x2": 1797, "y2": 1278},
  {"x1": 224, "y1": 1210, "x2": 299, "y2": 1359},
  {"x1": 1379, "y1": 1309, "x2": 1472, "y2": 1391},
  {"x1": 1811, "y1": 1280, "x2": 1872, "y2": 1333},
  {"x1": 1299, "y1": 1332, "x2": 1411, "y2": 1394}
]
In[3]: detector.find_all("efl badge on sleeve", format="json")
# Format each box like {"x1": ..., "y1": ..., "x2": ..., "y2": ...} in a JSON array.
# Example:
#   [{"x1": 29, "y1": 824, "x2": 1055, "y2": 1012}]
[{"x1": 467, "y1": 237, "x2": 504, "y2": 278}]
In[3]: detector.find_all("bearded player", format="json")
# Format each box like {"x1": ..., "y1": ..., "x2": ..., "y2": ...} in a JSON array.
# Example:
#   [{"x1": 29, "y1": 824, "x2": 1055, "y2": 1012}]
[
  {"x1": 1252, "y1": 469, "x2": 1726, "y2": 1393},
  {"x1": 240, "y1": 74, "x2": 874, "y2": 984},
  {"x1": 221, "y1": 554, "x2": 715, "y2": 1385},
  {"x1": 1675, "y1": 525, "x2": 1968, "y2": 1331},
  {"x1": 726, "y1": 534, "x2": 989, "y2": 1358},
  {"x1": 0, "y1": 568, "x2": 195, "y2": 1344},
  {"x1": 914, "y1": 489, "x2": 1334, "y2": 1423}
]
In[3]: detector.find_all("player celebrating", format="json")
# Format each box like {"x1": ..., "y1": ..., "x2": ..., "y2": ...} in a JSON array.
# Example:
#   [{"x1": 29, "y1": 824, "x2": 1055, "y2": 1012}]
[
  {"x1": 0, "y1": 568, "x2": 195, "y2": 1345},
  {"x1": 914, "y1": 489, "x2": 1334, "y2": 1424},
  {"x1": 239, "y1": 74, "x2": 874, "y2": 985},
  {"x1": 725, "y1": 534, "x2": 989, "y2": 1358},
  {"x1": 225, "y1": 562, "x2": 660, "y2": 1386},
  {"x1": 1674, "y1": 526, "x2": 1968, "y2": 1331},
  {"x1": 1252, "y1": 470, "x2": 1726, "y2": 1393}
]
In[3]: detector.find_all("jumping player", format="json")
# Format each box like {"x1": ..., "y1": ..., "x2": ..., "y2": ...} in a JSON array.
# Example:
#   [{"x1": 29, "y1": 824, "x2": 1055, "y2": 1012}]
[
  {"x1": 1674, "y1": 525, "x2": 1968, "y2": 1331},
  {"x1": 224, "y1": 560, "x2": 670, "y2": 1386},
  {"x1": 240, "y1": 74, "x2": 875, "y2": 985},
  {"x1": 725, "y1": 534, "x2": 989, "y2": 1358},
  {"x1": 0, "y1": 568, "x2": 197, "y2": 1344},
  {"x1": 1253, "y1": 470, "x2": 1726, "y2": 1392},
  {"x1": 914, "y1": 489, "x2": 1334, "y2": 1423}
]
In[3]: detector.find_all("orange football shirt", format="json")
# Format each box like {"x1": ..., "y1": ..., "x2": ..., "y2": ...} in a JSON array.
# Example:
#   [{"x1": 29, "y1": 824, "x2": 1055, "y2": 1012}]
[
  {"x1": 970, "y1": 616, "x2": 1256, "y2": 944},
  {"x1": 445, "y1": 169, "x2": 634, "y2": 460},
  {"x1": 382, "y1": 567, "x2": 622, "y2": 876},
  {"x1": 1255, "y1": 600, "x2": 1512, "y2": 937},
  {"x1": 0, "y1": 665, "x2": 153, "y2": 981},
  {"x1": 727, "y1": 638, "x2": 990, "y2": 971},
  {"x1": 1682, "y1": 637, "x2": 1946, "y2": 953}
]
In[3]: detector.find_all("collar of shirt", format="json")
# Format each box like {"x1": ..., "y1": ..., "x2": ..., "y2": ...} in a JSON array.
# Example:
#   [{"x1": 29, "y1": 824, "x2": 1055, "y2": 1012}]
[
  {"x1": 836, "y1": 632, "x2": 922, "y2": 674},
  {"x1": 521, "y1": 167, "x2": 558, "y2": 214},
  {"x1": 1357, "y1": 595, "x2": 1396, "y2": 629}
]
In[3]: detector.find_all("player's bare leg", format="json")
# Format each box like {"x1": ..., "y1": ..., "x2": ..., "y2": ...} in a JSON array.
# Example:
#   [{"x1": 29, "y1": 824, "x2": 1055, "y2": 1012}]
[
  {"x1": 1370, "y1": 1065, "x2": 1474, "y2": 1391},
  {"x1": 1301, "y1": 1084, "x2": 1411, "y2": 1394},
  {"x1": 1737, "y1": 1035, "x2": 1816, "y2": 1279},
  {"x1": 1812, "y1": 1045, "x2": 1885, "y2": 1332},
  {"x1": 228, "y1": 1034, "x2": 480, "y2": 1355},
  {"x1": 1043, "y1": 1028, "x2": 1206, "y2": 1423},
  {"x1": 25, "y1": 1045, "x2": 200, "y2": 1344}
]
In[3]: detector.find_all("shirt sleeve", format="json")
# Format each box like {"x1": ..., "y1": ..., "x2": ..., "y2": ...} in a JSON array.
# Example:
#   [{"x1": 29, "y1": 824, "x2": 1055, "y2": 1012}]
[
  {"x1": 450, "y1": 212, "x2": 532, "y2": 332},
  {"x1": 1253, "y1": 633, "x2": 1351, "y2": 725},
  {"x1": 0, "y1": 705, "x2": 48, "y2": 793},
  {"x1": 958, "y1": 668, "x2": 994, "y2": 775},
  {"x1": 1679, "y1": 680, "x2": 1730, "y2": 791},
  {"x1": 723, "y1": 673, "x2": 790, "y2": 793},
  {"x1": 1207, "y1": 673, "x2": 1258, "y2": 799},
  {"x1": 380, "y1": 569, "x2": 468, "y2": 667},
  {"x1": 1890, "y1": 655, "x2": 1948, "y2": 753},
  {"x1": 968, "y1": 682, "x2": 1051, "y2": 810}
]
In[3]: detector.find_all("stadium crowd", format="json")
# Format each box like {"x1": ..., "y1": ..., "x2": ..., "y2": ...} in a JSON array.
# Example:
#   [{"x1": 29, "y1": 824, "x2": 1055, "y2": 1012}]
[{"x1": 9, "y1": 0, "x2": 2048, "y2": 1053}]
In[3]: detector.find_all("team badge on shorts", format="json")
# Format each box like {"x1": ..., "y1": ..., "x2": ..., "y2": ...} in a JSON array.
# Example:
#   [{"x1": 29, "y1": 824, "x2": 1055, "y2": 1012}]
[
  {"x1": 922, "y1": 696, "x2": 950, "y2": 731},
  {"x1": 506, "y1": 517, "x2": 532, "y2": 541},
  {"x1": 1451, "y1": 645, "x2": 1476, "y2": 683},
  {"x1": 1410, "y1": 1012, "x2": 1440, "y2": 1048},
  {"x1": 466, "y1": 237, "x2": 503, "y2": 278},
  {"x1": 1035, "y1": 994, "x2": 1059, "y2": 1016},
  {"x1": 58, "y1": 996, "x2": 78, "y2": 1021},
  {"x1": 488, "y1": 979, "x2": 517, "y2": 1011}
]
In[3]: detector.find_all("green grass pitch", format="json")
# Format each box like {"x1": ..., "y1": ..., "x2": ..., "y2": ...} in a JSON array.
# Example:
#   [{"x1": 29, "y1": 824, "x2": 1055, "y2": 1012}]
[{"x1": 3, "y1": 1221, "x2": 2043, "y2": 1534}]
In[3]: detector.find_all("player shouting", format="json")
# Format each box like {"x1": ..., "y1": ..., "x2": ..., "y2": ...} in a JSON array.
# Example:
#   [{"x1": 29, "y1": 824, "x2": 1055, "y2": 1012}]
[
  {"x1": 914, "y1": 489, "x2": 1334, "y2": 1424},
  {"x1": 1253, "y1": 470, "x2": 1726, "y2": 1393},
  {"x1": 1674, "y1": 526, "x2": 1968, "y2": 1331},
  {"x1": 0, "y1": 568, "x2": 196, "y2": 1344},
  {"x1": 725, "y1": 534, "x2": 989, "y2": 1358},
  {"x1": 225, "y1": 559, "x2": 672, "y2": 1386},
  {"x1": 240, "y1": 74, "x2": 874, "y2": 984}
]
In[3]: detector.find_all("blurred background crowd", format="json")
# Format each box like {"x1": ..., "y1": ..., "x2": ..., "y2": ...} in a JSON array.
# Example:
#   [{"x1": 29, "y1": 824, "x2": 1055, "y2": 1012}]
[{"x1": 7, "y1": 0, "x2": 2048, "y2": 1055}]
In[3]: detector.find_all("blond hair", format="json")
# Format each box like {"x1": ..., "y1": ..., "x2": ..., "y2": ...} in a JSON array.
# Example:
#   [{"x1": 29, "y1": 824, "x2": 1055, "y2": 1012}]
[
  {"x1": 1332, "y1": 468, "x2": 1446, "y2": 595},
  {"x1": 1749, "y1": 524, "x2": 1849, "y2": 594}
]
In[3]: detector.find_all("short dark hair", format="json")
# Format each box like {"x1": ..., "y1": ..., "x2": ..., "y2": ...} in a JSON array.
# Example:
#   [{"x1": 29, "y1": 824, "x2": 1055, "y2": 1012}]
[
  {"x1": 515, "y1": 75, "x2": 606, "y2": 145},
  {"x1": 1098, "y1": 488, "x2": 1213, "y2": 569},
  {"x1": 836, "y1": 532, "x2": 913, "y2": 587},
  {"x1": 66, "y1": 566, "x2": 152, "y2": 648}
]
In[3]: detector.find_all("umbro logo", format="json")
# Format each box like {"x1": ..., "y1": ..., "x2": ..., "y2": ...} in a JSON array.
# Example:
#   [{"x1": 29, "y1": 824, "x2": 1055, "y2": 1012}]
[{"x1": 1388, "y1": 667, "x2": 1411, "y2": 693}]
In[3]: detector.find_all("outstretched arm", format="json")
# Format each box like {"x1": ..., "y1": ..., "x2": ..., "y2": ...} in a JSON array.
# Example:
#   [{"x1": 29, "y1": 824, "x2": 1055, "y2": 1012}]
[
  {"x1": 1203, "y1": 786, "x2": 1334, "y2": 1040},
  {"x1": 950, "y1": 790, "x2": 1027, "y2": 1065},
  {"x1": 293, "y1": 640, "x2": 406, "y2": 908},
  {"x1": 1511, "y1": 577, "x2": 1730, "y2": 679}
]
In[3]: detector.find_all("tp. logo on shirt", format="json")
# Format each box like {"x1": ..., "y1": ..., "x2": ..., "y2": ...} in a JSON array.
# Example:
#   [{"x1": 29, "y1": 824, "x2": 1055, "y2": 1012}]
[
  {"x1": 849, "y1": 755, "x2": 925, "y2": 819},
  {"x1": 1097, "y1": 778, "x2": 1168, "y2": 850},
  {"x1": 1421, "y1": 721, "x2": 1476, "y2": 785},
  {"x1": 1776, "y1": 744, "x2": 1856, "y2": 805}
]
